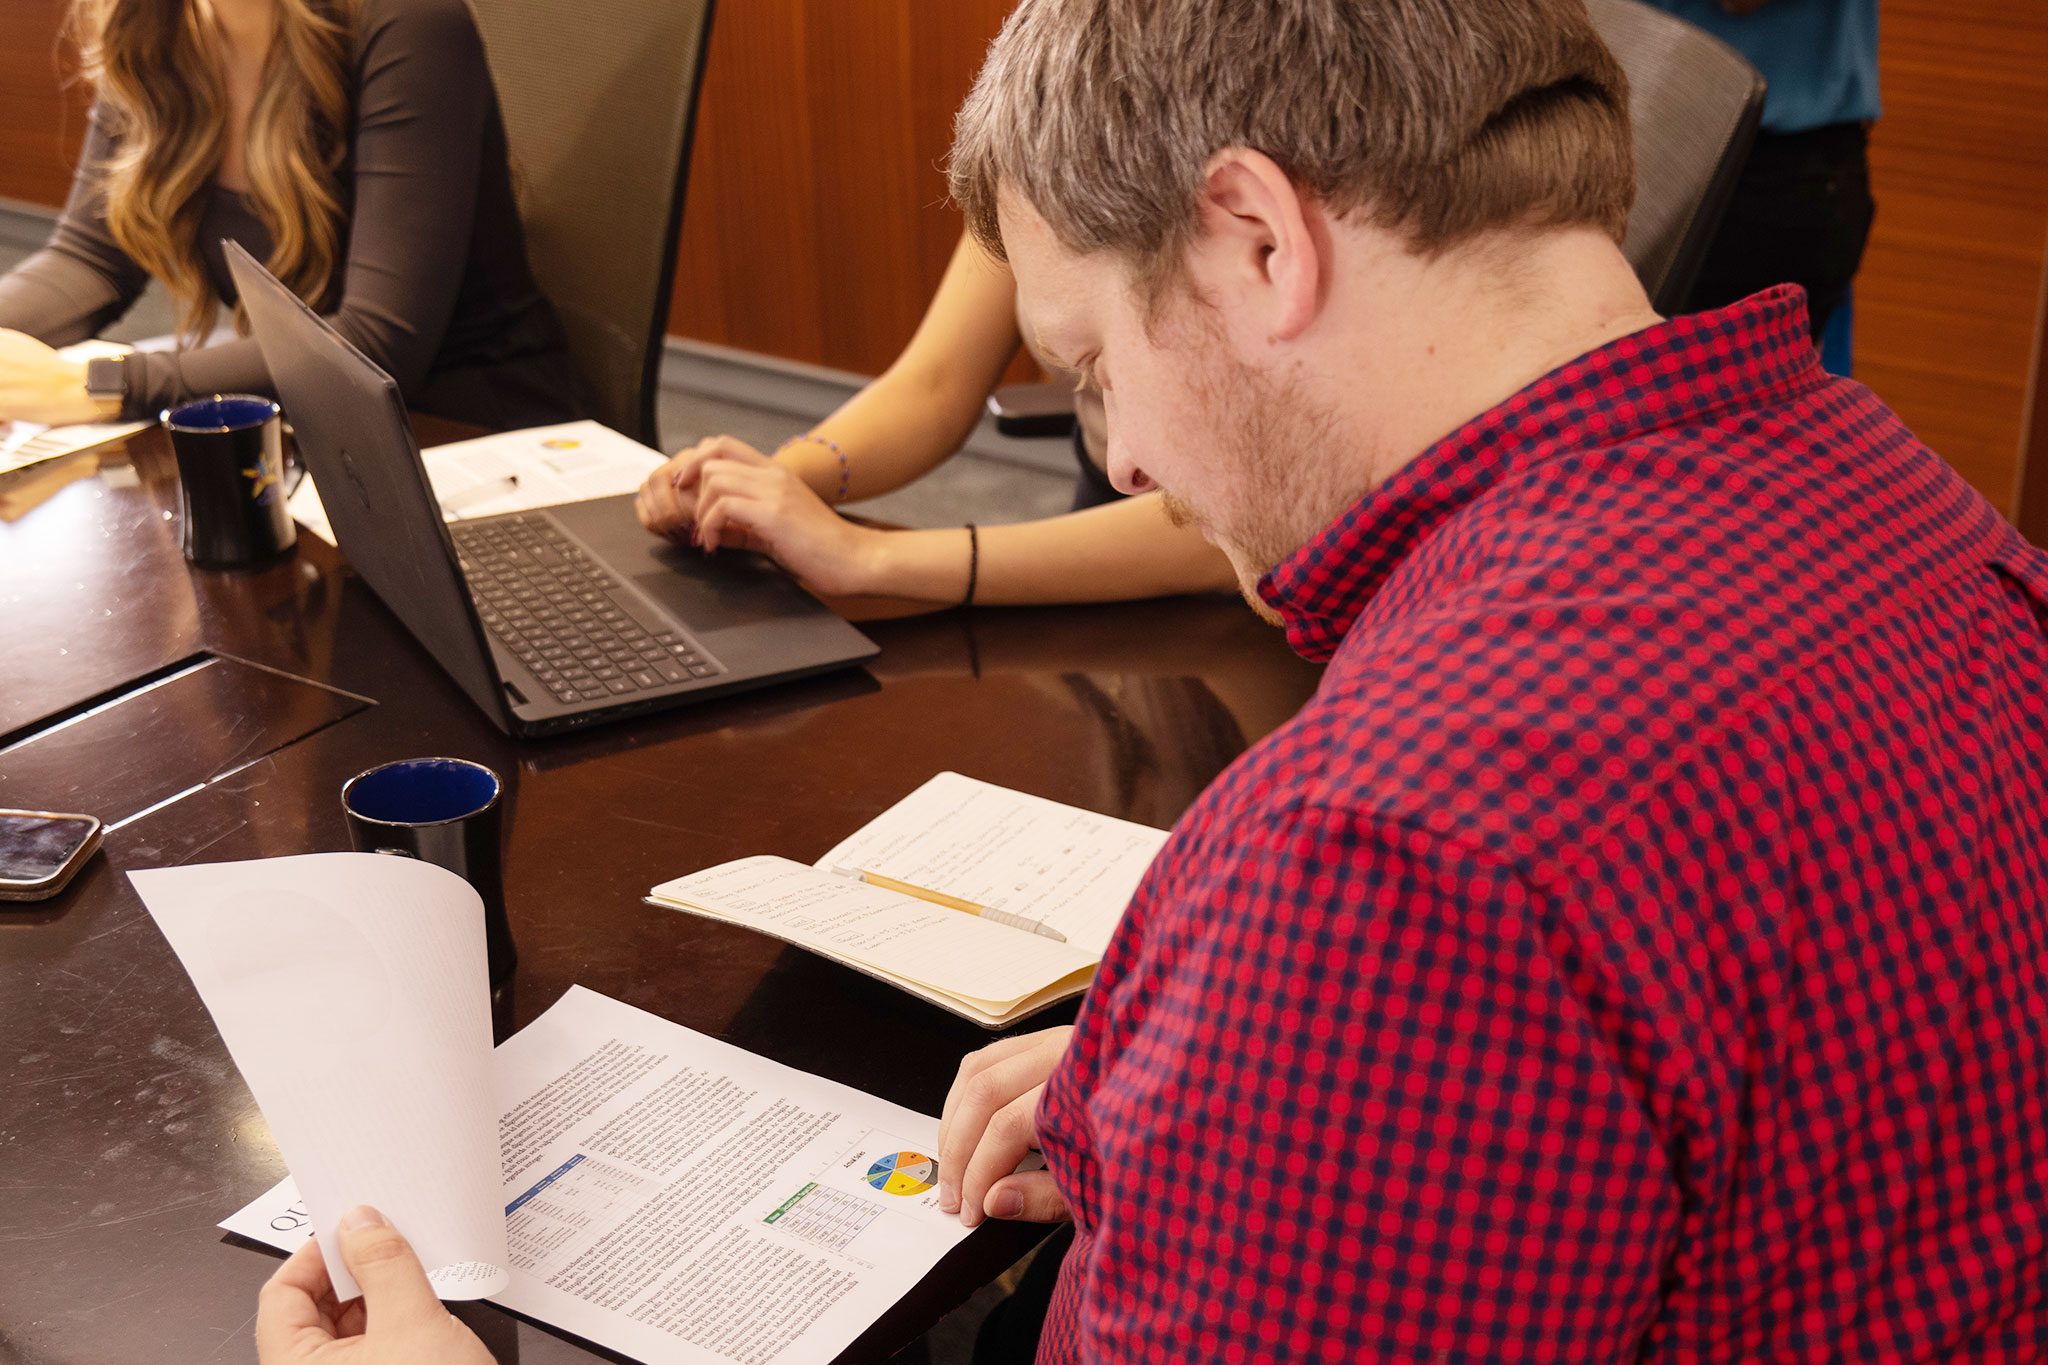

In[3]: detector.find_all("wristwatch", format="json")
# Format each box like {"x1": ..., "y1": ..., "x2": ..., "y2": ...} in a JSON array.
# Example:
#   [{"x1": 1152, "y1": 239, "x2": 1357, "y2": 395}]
[{"x1": 84, "y1": 354, "x2": 132, "y2": 414}]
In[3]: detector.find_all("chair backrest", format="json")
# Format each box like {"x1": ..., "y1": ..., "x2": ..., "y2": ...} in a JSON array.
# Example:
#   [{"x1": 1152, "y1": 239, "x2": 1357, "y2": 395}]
[
  {"x1": 1586, "y1": 0, "x2": 1765, "y2": 314},
  {"x1": 465, "y1": 0, "x2": 716, "y2": 446}
]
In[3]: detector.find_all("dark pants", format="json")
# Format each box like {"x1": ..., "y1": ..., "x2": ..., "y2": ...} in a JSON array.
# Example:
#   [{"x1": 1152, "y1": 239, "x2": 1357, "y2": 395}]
[
  {"x1": 973, "y1": 1224, "x2": 1074, "y2": 1365},
  {"x1": 1683, "y1": 121, "x2": 1876, "y2": 339}
]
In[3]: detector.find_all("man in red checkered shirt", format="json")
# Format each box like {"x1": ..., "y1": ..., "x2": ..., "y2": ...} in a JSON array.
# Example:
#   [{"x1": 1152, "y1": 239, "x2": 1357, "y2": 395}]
[
  {"x1": 934, "y1": 1, "x2": 2048, "y2": 1361},
  {"x1": 249, "y1": 0, "x2": 2048, "y2": 1360}
]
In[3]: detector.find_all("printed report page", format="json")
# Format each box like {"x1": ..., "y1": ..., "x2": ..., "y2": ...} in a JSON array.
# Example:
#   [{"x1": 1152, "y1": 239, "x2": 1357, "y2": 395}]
[{"x1": 223, "y1": 985, "x2": 974, "y2": 1364}]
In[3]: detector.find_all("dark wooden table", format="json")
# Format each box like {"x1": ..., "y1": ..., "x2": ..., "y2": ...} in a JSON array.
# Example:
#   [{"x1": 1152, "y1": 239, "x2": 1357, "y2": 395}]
[{"x1": 0, "y1": 424, "x2": 1322, "y2": 1364}]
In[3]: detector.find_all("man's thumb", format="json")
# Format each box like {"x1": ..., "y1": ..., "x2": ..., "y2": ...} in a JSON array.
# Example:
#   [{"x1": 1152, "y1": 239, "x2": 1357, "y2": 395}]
[{"x1": 337, "y1": 1206, "x2": 445, "y2": 1326}]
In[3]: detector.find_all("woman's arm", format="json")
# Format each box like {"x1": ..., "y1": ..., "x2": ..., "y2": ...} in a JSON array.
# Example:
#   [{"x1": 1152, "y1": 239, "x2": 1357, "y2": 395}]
[
  {"x1": 682, "y1": 463, "x2": 1236, "y2": 606},
  {"x1": 0, "y1": 106, "x2": 153, "y2": 349},
  {"x1": 783, "y1": 233, "x2": 1026, "y2": 501},
  {"x1": 637, "y1": 234, "x2": 1025, "y2": 534},
  {"x1": 0, "y1": 106, "x2": 160, "y2": 423},
  {"x1": 855, "y1": 494, "x2": 1238, "y2": 605}
]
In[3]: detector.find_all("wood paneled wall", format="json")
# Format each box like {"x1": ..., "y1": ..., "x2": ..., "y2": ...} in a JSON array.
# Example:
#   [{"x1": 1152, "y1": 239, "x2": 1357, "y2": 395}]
[
  {"x1": 4, "y1": 1, "x2": 2048, "y2": 514},
  {"x1": 0, "y1": 0, "x2": 87, "y2": 209},
  {"x1": 1856, "y1": 0, "x2": 2048, "y2": 517},
  {"x1": 2017, "y1": 229, "x2": 2048, "y2": 544},
  {"x1": 667, "y1": 0, "x2": 1018, "y2": 378}
]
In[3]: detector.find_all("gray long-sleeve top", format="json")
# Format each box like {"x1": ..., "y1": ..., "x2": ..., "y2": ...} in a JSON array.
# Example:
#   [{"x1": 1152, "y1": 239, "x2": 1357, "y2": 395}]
[{"x1": 0, "y1": 0, "x2": 579, "y2": 429}]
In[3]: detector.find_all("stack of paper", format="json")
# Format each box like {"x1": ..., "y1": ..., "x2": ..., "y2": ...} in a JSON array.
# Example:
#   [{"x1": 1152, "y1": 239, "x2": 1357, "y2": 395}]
[{"x1": 131, "y1": 853, "x2": 982, "y2": 1365}]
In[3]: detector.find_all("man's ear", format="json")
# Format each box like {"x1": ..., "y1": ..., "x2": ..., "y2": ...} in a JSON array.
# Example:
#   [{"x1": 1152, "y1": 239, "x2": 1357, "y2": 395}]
[{"x1": 1190, "y1": 148, "x2": 1325, "y2": 344}]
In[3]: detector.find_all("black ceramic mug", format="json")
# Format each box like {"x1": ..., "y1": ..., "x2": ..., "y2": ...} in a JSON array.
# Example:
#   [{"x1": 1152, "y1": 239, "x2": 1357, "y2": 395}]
[
  {"x1": 162, "y1": 394, "x2": 296, "y2": 568},
  {"x1": 341, "y1": 757, "x2": 518, "y2": 989}
]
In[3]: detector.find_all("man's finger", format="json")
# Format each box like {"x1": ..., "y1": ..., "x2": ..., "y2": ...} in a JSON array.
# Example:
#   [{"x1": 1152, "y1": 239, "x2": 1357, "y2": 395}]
[
  {"x1": 938, "y1": 1032, "x2": 1063, "y2": 1155},
  {"x1": 335, "y1": 1206, "x2": 446, "y2": 1331},
  {"x1": 982, "y1": 1169, "x2": 1070, "y2": 1224},
  {"x1": 254, "y1": 1239, "x2": 334, "y2": 1360},
  {"x1": 937, "y1": 1055, "x2": 1041, "y2": 1210},
  {"x1": 956, "y1": 1089, "x2": 1044, "y2": 1228}
]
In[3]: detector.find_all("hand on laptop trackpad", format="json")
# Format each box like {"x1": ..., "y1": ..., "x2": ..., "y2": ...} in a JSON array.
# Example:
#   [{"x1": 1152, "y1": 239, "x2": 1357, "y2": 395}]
[{"x1": 634, "y1": 545, "x2": 814, "y2": 635}]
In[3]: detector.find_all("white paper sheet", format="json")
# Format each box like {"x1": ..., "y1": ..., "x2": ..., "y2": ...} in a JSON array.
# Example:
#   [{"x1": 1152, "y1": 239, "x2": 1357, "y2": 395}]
[
  {"x1": 0, "y1": 419, "x2": 151, "y2": 474},
  {"x1": 134, "y1": 853, "x2": 508, "y2": 1300},
  {"x1": 224, "y1": 985, "x2": 974, "y2": 1365},
  {"x1": 288, "y1": 419, "x2": 665, "y2": 543},
  {"x1": 818, "y1": 771, "x2": 1170, "y2": 955}
]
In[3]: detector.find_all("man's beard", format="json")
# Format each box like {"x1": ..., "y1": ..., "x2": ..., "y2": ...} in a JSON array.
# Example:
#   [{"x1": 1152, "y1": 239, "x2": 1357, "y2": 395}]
[{"x1": 1156, "y1": 345, "x2": 1350, "y2": 627}]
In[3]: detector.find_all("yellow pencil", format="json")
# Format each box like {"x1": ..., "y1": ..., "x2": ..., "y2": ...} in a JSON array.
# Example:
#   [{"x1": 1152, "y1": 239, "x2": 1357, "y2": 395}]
[{"x1": 844, "y1": 867, "x2": 1069, "y2": 943}]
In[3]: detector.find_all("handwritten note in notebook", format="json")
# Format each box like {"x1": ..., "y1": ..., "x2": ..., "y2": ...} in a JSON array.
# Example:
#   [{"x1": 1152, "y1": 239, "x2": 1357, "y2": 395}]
[{"x1": 649, "y1": 773, "x2": 1170, "y2": 1027}]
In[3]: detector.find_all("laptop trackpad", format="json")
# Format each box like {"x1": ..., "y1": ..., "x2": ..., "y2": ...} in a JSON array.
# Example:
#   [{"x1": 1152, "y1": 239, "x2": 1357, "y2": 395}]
[
  {"x1": 631, "y1": 549, "x2": 816, "y2": 634},
  {"x1": 544, "y1": 495, "x2": 828, "y2": 634}
]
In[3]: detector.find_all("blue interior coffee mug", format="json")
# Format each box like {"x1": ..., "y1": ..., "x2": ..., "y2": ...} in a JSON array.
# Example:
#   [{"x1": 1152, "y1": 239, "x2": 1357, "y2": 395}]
[
  {"x1": 341, "y1": 757, "x2": 517, "y2": 988},
  {"x1": 162, "y1": 394, "x2": 296, "y2": 569}
]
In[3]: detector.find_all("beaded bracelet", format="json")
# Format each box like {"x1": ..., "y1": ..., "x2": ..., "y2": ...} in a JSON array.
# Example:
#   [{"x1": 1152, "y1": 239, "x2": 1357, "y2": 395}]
[
  {"x1": 778, "y1": 432, "x2": 851, "y2": 504},
  {"x1": 963, "y1": 522, "x2": 979, "y2": 608}
]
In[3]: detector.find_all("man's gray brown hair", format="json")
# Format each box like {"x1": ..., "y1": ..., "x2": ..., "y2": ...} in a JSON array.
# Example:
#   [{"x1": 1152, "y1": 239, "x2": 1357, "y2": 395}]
[{"x1": 950, "y1": 0, "x2": 1635, "y2": 294}]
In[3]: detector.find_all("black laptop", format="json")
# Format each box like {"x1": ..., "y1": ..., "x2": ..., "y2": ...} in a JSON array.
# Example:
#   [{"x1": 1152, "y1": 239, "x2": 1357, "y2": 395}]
[{"x1": 226, "y1": 242, "x2": 878, "y2": 736}]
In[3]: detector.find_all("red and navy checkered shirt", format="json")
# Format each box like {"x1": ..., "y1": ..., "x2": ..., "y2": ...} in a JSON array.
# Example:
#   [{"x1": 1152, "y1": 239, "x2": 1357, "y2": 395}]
[{"x1": 1035, "y1": 288, "x2": 2048, "y2": 1362}]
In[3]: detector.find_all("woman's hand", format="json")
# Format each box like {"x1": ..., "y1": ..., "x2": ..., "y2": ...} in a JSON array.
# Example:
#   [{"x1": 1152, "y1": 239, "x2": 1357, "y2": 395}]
[
  {"x1": 634, "y1": 434, "x2": 886, "y2": 598},
  {"x1": 634, "y1": 434, "x2": 766, "y2": 541},
  {"x1": 0, "y1": 330, "x2": 109, "y2": 426},
  {"x1": 691, "y1": 454, "x2": 884, "y2": 597}
]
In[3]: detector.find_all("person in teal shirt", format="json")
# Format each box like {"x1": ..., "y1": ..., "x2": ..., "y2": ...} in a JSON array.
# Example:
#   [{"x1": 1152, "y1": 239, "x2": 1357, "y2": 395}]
[{"x1": 1646, "y1": 0, "x2": 1879, "y2": 352}]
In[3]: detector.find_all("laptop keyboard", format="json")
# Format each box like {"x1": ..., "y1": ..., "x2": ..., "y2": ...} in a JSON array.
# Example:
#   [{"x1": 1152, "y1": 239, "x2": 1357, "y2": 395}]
[{"x1": 452, "y1": 514, "x2": 724, "y2": 708}]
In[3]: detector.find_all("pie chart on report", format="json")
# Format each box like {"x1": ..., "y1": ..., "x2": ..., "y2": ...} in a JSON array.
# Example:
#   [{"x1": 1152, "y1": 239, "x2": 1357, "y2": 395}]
[{"x1": 867, "y1": 1151, "x2": 938, "y2": 1196}]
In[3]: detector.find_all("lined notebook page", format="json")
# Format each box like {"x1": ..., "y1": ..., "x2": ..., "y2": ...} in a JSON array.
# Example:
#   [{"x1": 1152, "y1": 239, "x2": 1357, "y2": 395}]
[
  {"x1": 650, "y1": 856, "x2": 1095, "y2": 1010},
  {"x1": 816, "y1": 773, "x2": 1169, "y2": 955}
]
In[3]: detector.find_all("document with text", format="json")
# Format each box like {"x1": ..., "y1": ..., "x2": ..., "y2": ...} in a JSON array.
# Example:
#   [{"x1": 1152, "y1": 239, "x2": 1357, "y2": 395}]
[
  {"x1": 287, "y1": 419, "x2": 665, "y2": 544},
  {"x1": 223, "y1": 985, "x2": 973, "y2": 1365}
]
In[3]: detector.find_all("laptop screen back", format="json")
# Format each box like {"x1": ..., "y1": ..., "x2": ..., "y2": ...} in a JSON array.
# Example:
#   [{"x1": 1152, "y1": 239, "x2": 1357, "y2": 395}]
[{"x1": 224, "y1": 241, "x2": 511, "y2": 730}]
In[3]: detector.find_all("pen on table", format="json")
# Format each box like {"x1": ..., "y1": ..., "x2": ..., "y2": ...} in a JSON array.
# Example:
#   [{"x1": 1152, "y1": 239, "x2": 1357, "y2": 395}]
[
  {"x1": 441, "y1": 472, "x2": 521, "y2": 516},
  {"x1": 839, "y1": 867, "x2": 1068, "y2": 943}
]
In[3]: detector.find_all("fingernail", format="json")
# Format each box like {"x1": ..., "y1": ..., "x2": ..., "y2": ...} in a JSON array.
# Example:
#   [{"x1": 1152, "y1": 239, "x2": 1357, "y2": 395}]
[
  {"x1": 338, "y1": 1205, "x2": 386, "y2": 1233},
  {"x1": 939, "y1": 1182, "x2": 958, "y2": 1212},
  {"x1": 990, "y1": 1189, "x2": 1022, "y2": 1219}
]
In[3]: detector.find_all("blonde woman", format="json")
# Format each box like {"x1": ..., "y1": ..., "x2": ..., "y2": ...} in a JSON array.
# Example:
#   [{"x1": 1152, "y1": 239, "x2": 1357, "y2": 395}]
[
  {"x1": 634, "y1": 233, "x2": 1236, "y2": 608},
  {"x1": 0, "y1": 0, "x2": 581, "y2": 430}
]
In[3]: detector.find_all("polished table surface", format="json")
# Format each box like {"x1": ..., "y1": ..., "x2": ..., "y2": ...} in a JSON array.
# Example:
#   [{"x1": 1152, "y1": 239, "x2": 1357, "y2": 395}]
[{"x1": 0, "y1": 424, "x2": 1323, "y2": 1364}]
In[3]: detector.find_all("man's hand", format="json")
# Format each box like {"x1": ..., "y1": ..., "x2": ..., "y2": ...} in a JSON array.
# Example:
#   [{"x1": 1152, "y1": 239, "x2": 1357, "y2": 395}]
[
  {"x1": 255, "y1": 1206, "x2": 493, "y2": 1365},
  {"x1": 0, "y1": 329, "x2": 105, "y2": 425},
  {"x1": 937, "y1": 1026, "x2": 1074, "y2": 1228}
]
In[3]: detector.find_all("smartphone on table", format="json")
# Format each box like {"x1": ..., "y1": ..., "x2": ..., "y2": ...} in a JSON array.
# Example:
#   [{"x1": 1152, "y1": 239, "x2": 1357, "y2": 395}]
[{"x1": 0, "y1": 810, "x2": 104, "y2": 901}]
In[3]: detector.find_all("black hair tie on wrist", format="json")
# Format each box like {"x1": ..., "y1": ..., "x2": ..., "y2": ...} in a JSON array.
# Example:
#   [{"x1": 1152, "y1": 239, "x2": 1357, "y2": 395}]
[{"x1": 963, "y1": 522, "x2": 979, "y2": 608}]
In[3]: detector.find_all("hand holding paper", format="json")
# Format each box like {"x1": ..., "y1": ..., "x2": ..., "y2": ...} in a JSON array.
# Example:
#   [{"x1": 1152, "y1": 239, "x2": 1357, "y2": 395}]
[
  {"x1": 256, "y1": 1208, "x2": 495, "y2": 1365},
  {"x1": 132, "y1": 853, "x2": 508, "y2": 1301}
]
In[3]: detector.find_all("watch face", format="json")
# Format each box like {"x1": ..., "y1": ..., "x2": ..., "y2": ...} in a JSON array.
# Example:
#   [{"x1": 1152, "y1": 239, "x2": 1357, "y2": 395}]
[{"x1": 86, "y1": 355, "x2": 128, "y2": 398}]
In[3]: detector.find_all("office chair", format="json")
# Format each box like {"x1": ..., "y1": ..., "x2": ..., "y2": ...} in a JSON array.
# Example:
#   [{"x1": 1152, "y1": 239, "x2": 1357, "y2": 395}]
[
  {"x1": 990, "y1": 0, "x2": 1764, "y2": 435},
  {"x1": 465, "y1": 0, "x2": 717, "y2": 447},
  {"x1": 1588, "y1": 0, "x2": 1766, "y2": 314}
]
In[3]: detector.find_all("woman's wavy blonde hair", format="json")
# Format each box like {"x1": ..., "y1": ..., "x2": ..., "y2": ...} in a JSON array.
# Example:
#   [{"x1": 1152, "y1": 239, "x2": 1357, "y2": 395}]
[{"x1": 67, "y1": 0, "x2": 358, "y2": 341}]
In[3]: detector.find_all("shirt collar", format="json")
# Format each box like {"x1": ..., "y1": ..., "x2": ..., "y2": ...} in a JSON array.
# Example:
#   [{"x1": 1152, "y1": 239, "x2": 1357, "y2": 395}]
[{"x1": 1258, "y1": 286, "x2": 1826, "y2": 662}]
